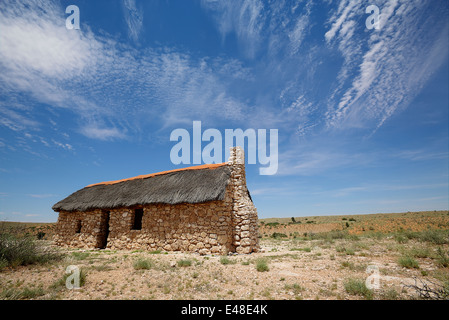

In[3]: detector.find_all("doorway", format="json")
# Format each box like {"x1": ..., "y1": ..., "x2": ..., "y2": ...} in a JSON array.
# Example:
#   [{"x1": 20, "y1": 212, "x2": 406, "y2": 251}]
[{"x1": 98, "y1": 210, "x2": 110, "y2": 249}]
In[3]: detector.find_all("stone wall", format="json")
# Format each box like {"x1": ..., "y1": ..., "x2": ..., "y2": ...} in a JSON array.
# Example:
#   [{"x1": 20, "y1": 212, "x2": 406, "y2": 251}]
[
  {"x1": 54, "y1": 147, "x2": 260, "y2": 254},
  {"x1": 228, "y1": 147, "x2": 260, "y2": 254},
  {"x1": 105, "y1": 188, "x2": 234, "y2": 255},
  {"x1": 53, "y1": 209, "x2": 109, "y2": 249}
]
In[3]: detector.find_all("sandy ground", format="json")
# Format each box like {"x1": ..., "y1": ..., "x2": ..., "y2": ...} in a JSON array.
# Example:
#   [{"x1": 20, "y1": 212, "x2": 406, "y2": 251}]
[{"x1": 1, "y1": 235, "x2": 447, "y2": 300}]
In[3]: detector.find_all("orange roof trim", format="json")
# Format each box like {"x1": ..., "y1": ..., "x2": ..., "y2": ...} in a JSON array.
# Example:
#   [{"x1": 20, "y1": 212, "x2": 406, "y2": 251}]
[{"x1": 86, "y1": 162, "x2": 228, "y2": 188}]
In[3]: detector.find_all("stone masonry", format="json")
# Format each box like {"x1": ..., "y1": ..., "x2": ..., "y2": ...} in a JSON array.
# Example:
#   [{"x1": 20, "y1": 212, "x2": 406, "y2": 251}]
[{"x1": 53, "y1": 147, "x2": 260, "y2": 254}]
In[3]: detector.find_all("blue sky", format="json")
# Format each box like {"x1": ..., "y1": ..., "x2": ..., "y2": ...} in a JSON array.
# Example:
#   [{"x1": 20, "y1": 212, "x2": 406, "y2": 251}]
[{"x1": 0, "y1": 0, "x2": 448, "y2": 222}]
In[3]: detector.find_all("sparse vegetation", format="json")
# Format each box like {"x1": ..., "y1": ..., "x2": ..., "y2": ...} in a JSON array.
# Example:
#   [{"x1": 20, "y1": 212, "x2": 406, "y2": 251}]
[
  {"x1": 133, "y1": 258, "x2": 154, "y2": 270},
  {"x1": 398, "y1": 255, "x2": 420, "y2": 269},
  {"x1": 344, "y1": 278, "x2": 373, "y2": 300},
  {"x1": 271, "y1": 232, "x2": 288, "y2": 239},
  {"x1": 177, "y1": 259, "x2": 192, "y2": 267},
  {"x1": 219, "y1": 256, "x2": 235, "y2": 265},
  {"x1": 255, "y1": 258, "x2": 269, "y2": 272},
  {"x1": 0, "y1": 226, "x2": 61, "y2": 270},
  {"x1": 1, "y1": 211, "x2": 448, "y2": 300},
  {"x1": 435, "y1": 247, "x2": 449, "y2": 268}
]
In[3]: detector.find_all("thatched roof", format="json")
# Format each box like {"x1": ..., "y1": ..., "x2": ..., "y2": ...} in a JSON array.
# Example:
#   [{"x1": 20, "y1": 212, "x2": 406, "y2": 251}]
[{"x1": 52, "y1": 163, "x2": 231, "y2": 212}]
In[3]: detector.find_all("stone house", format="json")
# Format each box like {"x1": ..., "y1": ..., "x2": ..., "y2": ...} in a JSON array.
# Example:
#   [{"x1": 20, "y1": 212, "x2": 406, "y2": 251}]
[{"x1": 52, "y1": 147, "x2": 259, "y2": 255}]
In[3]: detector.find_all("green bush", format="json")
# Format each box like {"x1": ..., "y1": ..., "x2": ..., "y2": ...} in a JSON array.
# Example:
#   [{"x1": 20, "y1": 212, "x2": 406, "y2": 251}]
[
  {"x1": 344, "y1": 278, "x2": 373, "y2": 299},
  {"x1": 71, "y1": 251, "x2": 90, "y2": 260},
  {"x1": 436, "y1": 247, "x2": 449, "y2": 268},
  {"x1": 0, "y1": 233, "x2": 61, "y2": 269},
  {"x1": 418, "y1": 230, "x2": 449, "y2": 245},
  {"x1": 133, "y1": 258, "x2": 154, "y2": 270},
  {"x1": 271, "y1": 232, "x2": 288, "y2": 239},
  {"x1": 401, "y1": 230, "x2": 449, "y2": 244},
  {"x1": 255, "y1": 258, "x2": 269, "y2": 272},
  {"x1": 0, "y1": 285, "x2": 46, "y2": 300},
  {"x1": 219, "y1": 256, "x2": 234, "y2": 265},
  {"x1": 394, "y1": 234, "x2": 409, "y2": 244},
  {"x1": 177, "y1": 259, "x2": 192, "y2": 267},
  {"x1": 265, "y1": 222, "x2": 279, "y2": 227},
  {"x1": 305, "y1": 230, "x2": 356, "y2": 241},
  {"x1": 398, "y1": 255, "x2": 419, "y2": 269}
]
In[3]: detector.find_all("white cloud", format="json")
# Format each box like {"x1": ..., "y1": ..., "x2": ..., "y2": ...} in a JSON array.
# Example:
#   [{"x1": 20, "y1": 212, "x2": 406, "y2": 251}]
[
  {"x1": 0, "y1": 0, "x2": 253, "y2": 145},
  {"x1": 325, "y1": 0, "x2": 449, "y2": 132},
  {"x1": 122, "y1": 0, "x2": 144, "y2": 42},
  {"x1": 201, "y1": 0, "x2": 265, "y2": 58},
  {"x1": 80, "y1": 125, "x2": 127, "y2": 141},
  {"x1": 52, "y1": 139, "x2": 74, "y2": 151},
  {"x1": 288, "y1": 2, "x2": 313, "y2": 55},
  {"x1": 325, "y1": 0, "x2": 361, "y2": 42},
  {"x1": 0, "y1": 0, "x2": 100, "y2": 81},
  {"x1": 28, "y1": 194, "x2": 57, "y2": 198}
]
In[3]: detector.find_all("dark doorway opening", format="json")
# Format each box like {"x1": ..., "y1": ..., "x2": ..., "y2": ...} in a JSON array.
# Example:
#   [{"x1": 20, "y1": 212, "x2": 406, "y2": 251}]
[
  {"x1": 75, "y1": 219, "x2": 82, "y2": 233},
  {"x1": 98, "y1": 211, "x2": 110, "y2": 249},
  {"x1": 132, "y1": 208, "x2": 143, "y2": 230}
]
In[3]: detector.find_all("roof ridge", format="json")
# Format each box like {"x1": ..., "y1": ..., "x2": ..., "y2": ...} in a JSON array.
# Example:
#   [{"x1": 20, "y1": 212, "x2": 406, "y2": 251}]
[{"x1": 85, "y1": 162, "x2": 228, "y2": 188}]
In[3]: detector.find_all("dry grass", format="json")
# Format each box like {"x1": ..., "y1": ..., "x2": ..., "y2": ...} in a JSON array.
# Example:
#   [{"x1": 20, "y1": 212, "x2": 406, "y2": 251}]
[
  {"x1": 259, "y1": 210, "x2": 449, "y2": 238},
  {"x1": 1, "y1": 211, "x2": 448, "y2": 300}
]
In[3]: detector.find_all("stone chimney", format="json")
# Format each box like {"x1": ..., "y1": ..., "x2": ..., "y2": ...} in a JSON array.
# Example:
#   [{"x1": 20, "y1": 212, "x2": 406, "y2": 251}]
[{"x1": 228, "y1": 147, "x2": 260, "y2": 254}]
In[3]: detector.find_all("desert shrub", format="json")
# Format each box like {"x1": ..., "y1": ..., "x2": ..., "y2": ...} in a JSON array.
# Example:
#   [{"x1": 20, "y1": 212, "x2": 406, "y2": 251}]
[
  {"x1": 402, "y1": 230, "x2": 449, "y2": 244},
  {"x1": 398, "y1": 255, "x2": 419, "y2": 269},
  {"x1": 307, "y1": 230, "x2": 356, "y2": 241},
  {"x1": 71, "y1": 251, "x2": 90, "y2": 260},
  {"x1": 344, "y1": 278, "x2": 373, "y2": 299},
  {"x1": 284, "y1": 283, "x2": 304, "y2": 295},
  {"x1": 394, "y1": 234, "x2": 409, "y2": 244},
  {"x1": 381, "y1": 288, "x2": 399, "y2": 300},
  {"x1": 0, "y1": 257, "x2": 8, "y2": 270},
  {"x1": 0, "y1": 285, "x2": 46, "y2": 300},
  {"x1": 0, "y1": 233, "x2": 61, "y2": 269},
  {"x1": 177, "y1": 259, "x2": 192, "y2": 267},
  {"x1": 418, "y1": 230, "x2": 449, "y2": 245},
  {"x1": 133, "y1": 258, "x2": 154, "y2": 270},
  {"x1": 271, "y1": 232, "x2": 288, "y2": 239},
  {"x1": 407, "y1": 247, "x2": 431, "y2": 259},
  {"x1": 219, "y1": 256, "x2": 234, "y2": 265},
  {"x1": 255, "y1": 258, "x2": 269, "y2": 272},
  {"x1": 265, "y1": 222, "x2": 279, "y2": 227},
  {"x1": 435, "y1": 247, "x2": 449, "y2": 268},
  {"x1": 21, "y1": 286, "x2": 45, "y2": 299}
]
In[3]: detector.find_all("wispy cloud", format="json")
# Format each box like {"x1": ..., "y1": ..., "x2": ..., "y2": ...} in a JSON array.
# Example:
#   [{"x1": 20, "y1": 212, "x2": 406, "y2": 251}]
[
  {"x1": 393, "y1": 149, "x2": 449, "y2": 162},
  {"x1": 0, "y1": 0, "x2": 252, "y2": 147},
  {"x1": 325, "y1": 0, "x2": 449, "y2": 132},
  {"x1": 201, "y1": 0, "x2": 265, "y2": 59},
  {"x1": 122, "y1": 0, "x2": 144, "y2": 43},
  {"x1": 51, "y1": 139, "x2": 74, "y2": 151},
  {"x1": 28, "y1": 194, "x2": 57, "y2": 198},
  {"x1": 80, "y1": 125, "x2": 127, "y2": 141}
]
